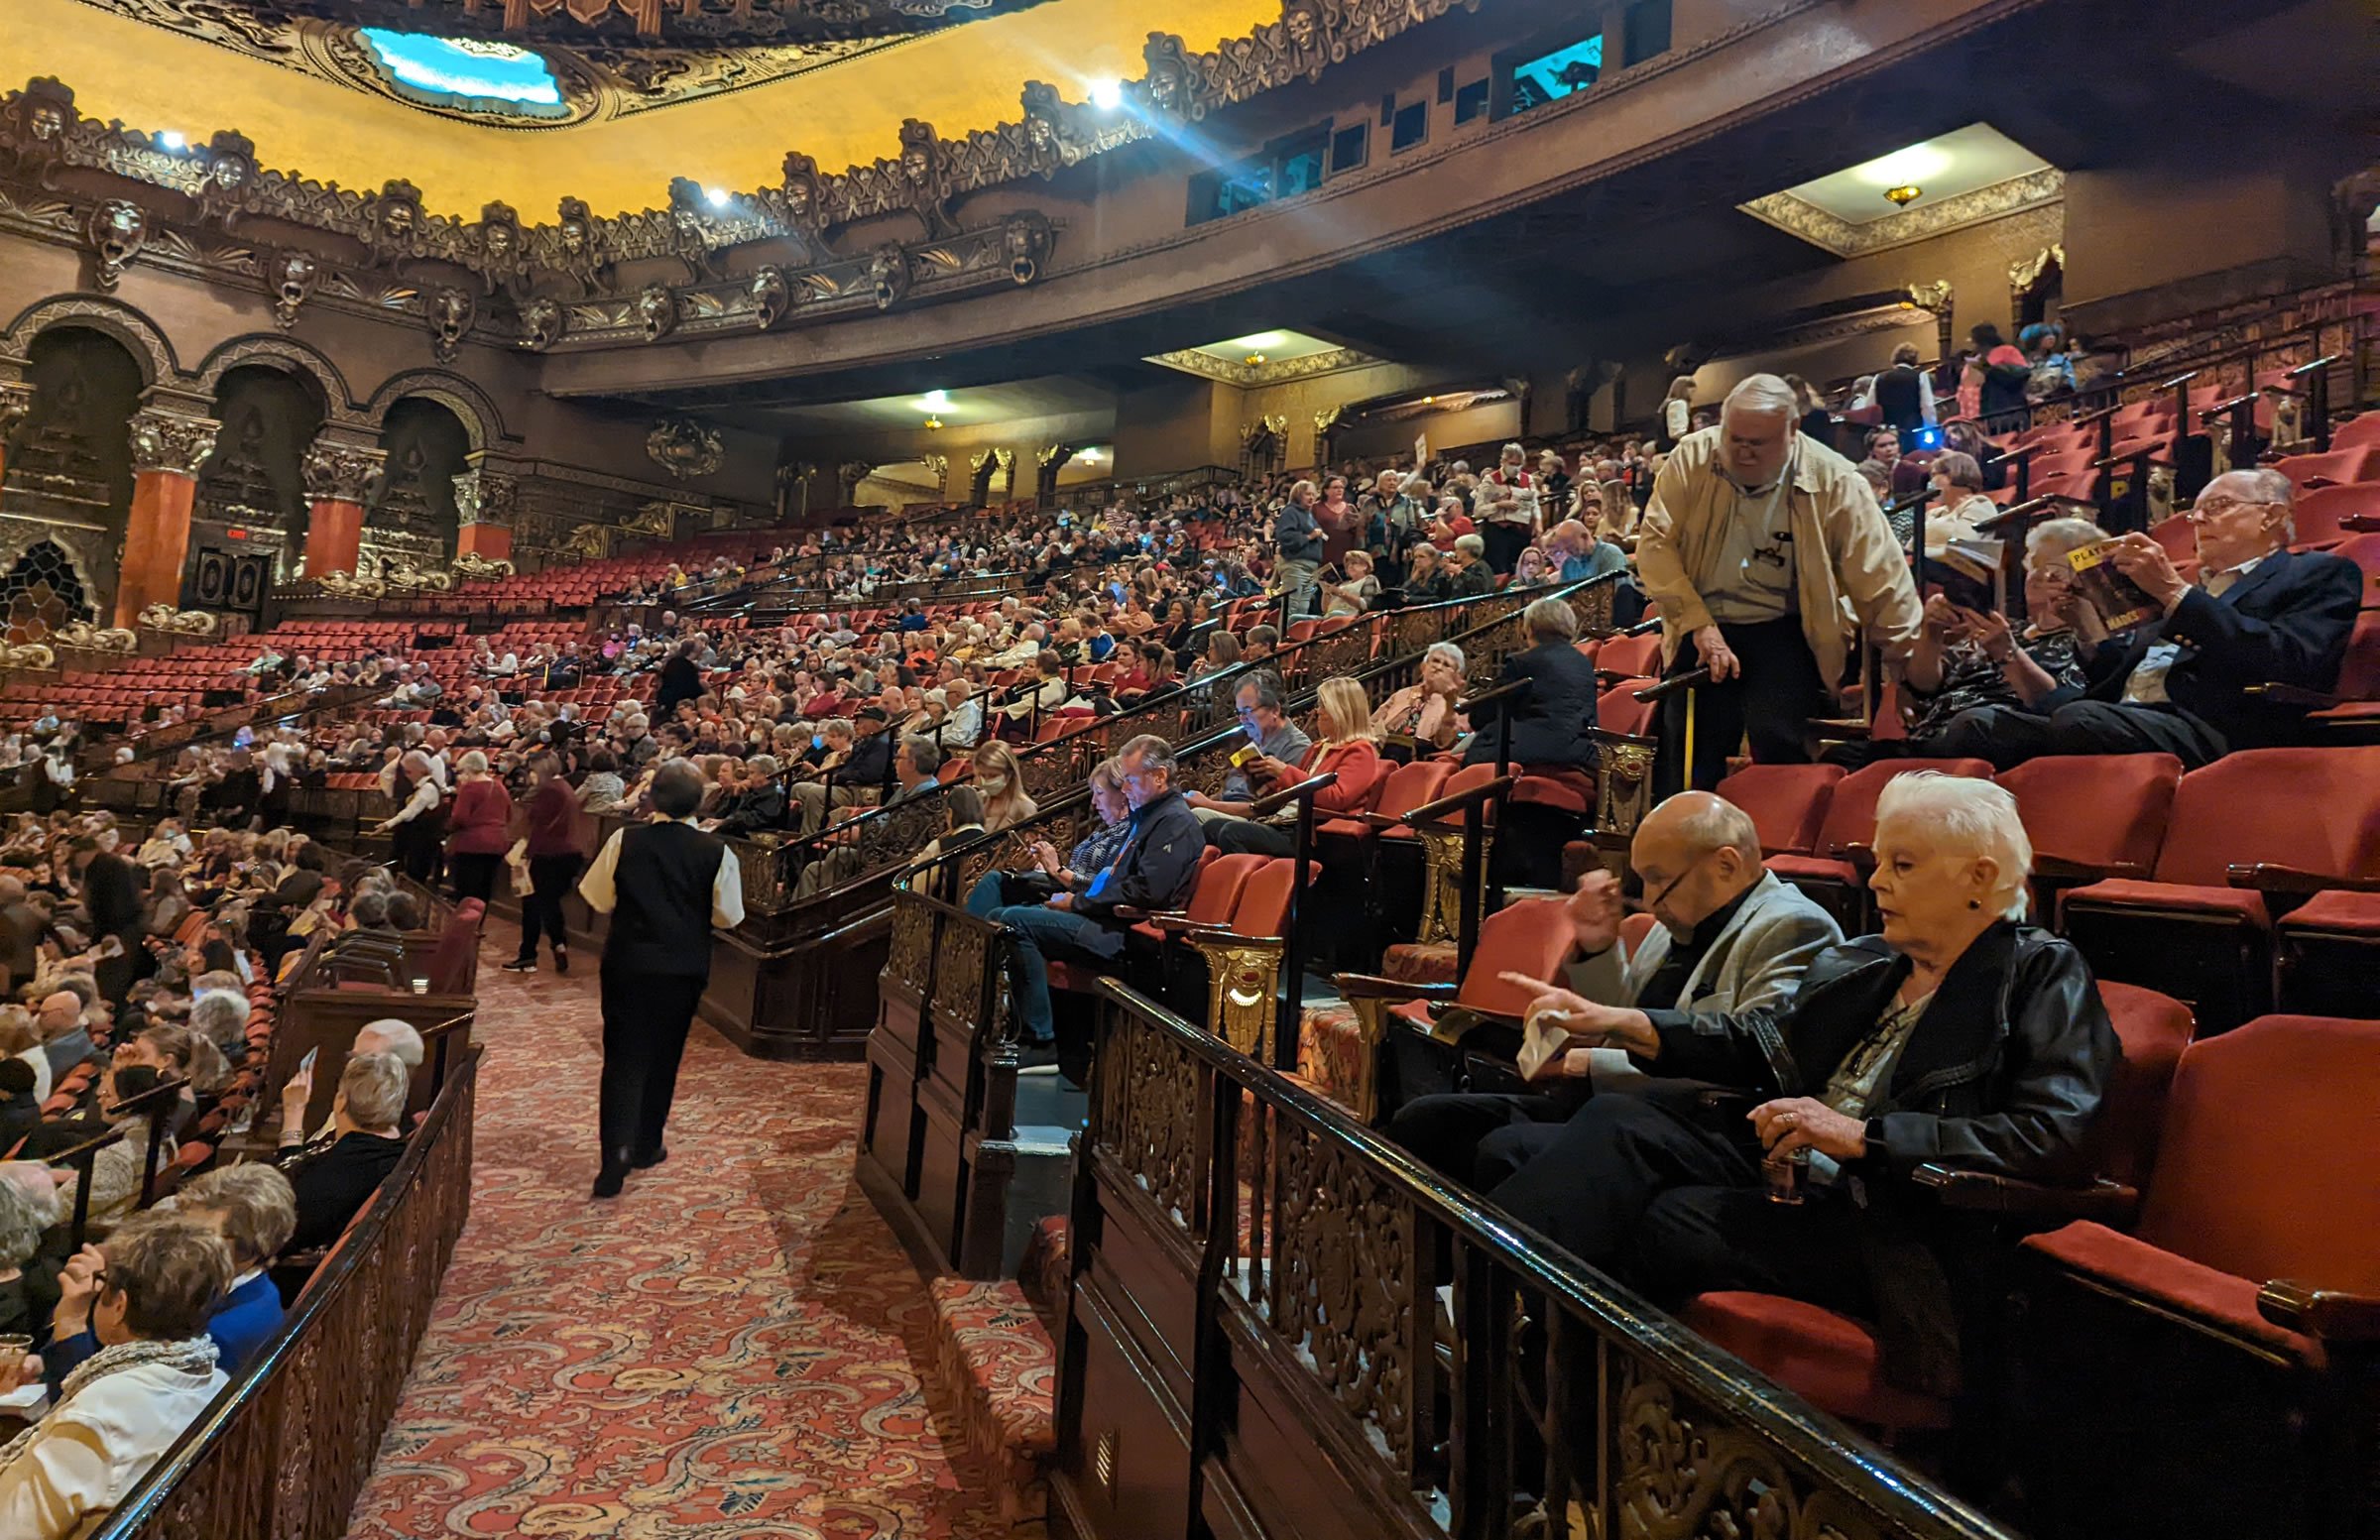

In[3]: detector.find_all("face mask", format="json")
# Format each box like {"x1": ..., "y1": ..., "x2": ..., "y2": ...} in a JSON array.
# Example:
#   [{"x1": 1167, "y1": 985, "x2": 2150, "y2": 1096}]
[{"x1": 979, "y1": 773, "x2": 1009, "y2": 795}]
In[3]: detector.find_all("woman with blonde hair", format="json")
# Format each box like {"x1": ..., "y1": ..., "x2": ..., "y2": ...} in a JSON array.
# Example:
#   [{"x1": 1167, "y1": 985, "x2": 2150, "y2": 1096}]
[
  {"x1": 968, "y1": 739, "x2": 1039, "y2": 833},
  {"x1": 1204, "y1": 675, "x2": 1386, "y2": 856}
]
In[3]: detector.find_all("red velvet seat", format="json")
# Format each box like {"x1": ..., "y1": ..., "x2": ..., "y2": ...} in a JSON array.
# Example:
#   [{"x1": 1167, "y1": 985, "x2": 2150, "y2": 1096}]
[
  {"x1": 1594, "y1": 632, "x2": 1661, "y2": 680},
  {"x1": 2273, "y1": 444, "x2": 2376, "y2": 491},
  {"x1": 1714, "y1": 763, "x2": 1844, "y2": 857},
  {"x1": 425, "y1": 899, "x2": 485, "y2": 995},
  {"x1": 1996, "y1": 753, "x2": 2183, "y2": 904},
  {"x1": 2014, "y1": 1015, "x2": 2380, "y2": 1538},
  {"x1": 1382, "y1": 895, "x2": 1575, "y2": 1031},
  {"x1": 1128, "y1": 851, "x2": 1262, "y2": 945},
  {"x1": 2291, "y1": 484, "x2": 2380, "y2": 550},
  {"x1": 2061, "y1": 747, "x2": 2380, "y2": 1031},
  {"x1": 1325, "y1": 758, "x2": 1449, "y2": 839},
  {"x1": 1683, "y1": 982, "x2": 2193, "y2": 1437},
  {"x1": 2275, "y1": 888, "x2": 2380, "y2": 1017}
]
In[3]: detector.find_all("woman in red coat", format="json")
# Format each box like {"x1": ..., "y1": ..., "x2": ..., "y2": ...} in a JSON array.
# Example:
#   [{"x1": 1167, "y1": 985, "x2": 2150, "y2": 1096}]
[
  {"x1": 1202, "y1": 676, "x2": 1383, "y2": 856},
  {"x1": 505, "y1": 751, "x2": 583, "y2": 974},
  {"x1": 442, "y1": 750, "x2": 515, "y2": 904}
]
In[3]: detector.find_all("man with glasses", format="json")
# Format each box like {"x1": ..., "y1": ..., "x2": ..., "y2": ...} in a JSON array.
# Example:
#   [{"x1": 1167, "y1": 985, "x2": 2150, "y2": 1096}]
[
  {"x1": 1932, "y1": 468, "x2": 2360, "y2": 769},
  {"x1": 1385, "y1": 791, "x2": 1841, "y2": 1190},
  {"x1": 1183, "y1": 673, "x2": 1310, "y2": 833}
]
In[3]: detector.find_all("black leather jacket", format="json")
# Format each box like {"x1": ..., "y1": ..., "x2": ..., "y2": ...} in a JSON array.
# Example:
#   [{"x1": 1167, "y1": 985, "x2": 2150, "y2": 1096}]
[{"x1": 1642, "y1": 921, "x2": 2118, "y2": 1190}]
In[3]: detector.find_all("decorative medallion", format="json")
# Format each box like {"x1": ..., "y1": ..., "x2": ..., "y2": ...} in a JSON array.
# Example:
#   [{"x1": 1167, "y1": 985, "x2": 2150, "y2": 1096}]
[
  {"x1": 424, "y1": 285, "x2": 475, "y2": 361},
  {"x1": 267, "y1": 249, "x2": 320, "y2": 327},
  {"x1": 85, "y1": 198, "x2": 147, "y2": 291},
  {"x1": 647, "y1": 417, "x2": 724, "y2": 480}
]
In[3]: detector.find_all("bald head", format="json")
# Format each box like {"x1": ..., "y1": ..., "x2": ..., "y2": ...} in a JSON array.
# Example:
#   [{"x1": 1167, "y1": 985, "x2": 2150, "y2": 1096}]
[
  {"x1": 37, "y1": 991, "x2": 80, "y2": 1040},
  {"x1": 1629, "y1": 792, "x2": 1764, "y2": 934}
]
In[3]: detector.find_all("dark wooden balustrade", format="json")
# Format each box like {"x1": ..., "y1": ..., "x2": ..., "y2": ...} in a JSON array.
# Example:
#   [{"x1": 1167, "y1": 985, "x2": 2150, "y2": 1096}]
[
  {"x1": 85, "y1": 1044, "x2": 480, "y2": 1540},
  {"x1": 1053, "y1": 980, "x2": 2015, "y2": 1540}
]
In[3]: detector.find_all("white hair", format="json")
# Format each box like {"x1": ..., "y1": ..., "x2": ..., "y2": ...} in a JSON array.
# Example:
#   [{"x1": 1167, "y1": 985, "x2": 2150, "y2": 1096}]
[
  {"x1": 354, "y1": 1017, "x2": 425, "y2": 1069},
  {"x1": 457, "y1": 750, "x2": 490, "y2": 774},
  {"x1": 1423, "y1": 642, "x2": 1467, "y2": 676},
  {"x1": 2211, "y1": 466, "x2": 2298, "y2": 541},
  {"x1": 1875, "y1": 771, "x2": 2033, "y2": 919},
  {"x1": 2025, "y1": 517, "x2": 2110, "y2": 567},
  {"x1": 1723, "y1": 373, "x2": 1800, "y2": 420}
]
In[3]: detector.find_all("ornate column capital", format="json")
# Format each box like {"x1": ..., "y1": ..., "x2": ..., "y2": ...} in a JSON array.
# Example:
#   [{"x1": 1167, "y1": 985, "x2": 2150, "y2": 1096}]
[
  {"x1": 0, "y1": 381, "x2": 35, "y2": 440},
  {"x1": 127, "y1": 409, "x2": 220, "y2": 479},
  {"x1": 301, "y1": 440, "x2": 387, "y2": 504},
  {"x1": 451, "y1": 466, "x2": 520, "y2": 527}
]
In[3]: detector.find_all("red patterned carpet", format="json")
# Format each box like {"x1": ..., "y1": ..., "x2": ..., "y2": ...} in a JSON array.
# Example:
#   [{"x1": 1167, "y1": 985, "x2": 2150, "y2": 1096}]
[{"x1": 345, "y1": 934, "x2": 1021, "y2": 1539}]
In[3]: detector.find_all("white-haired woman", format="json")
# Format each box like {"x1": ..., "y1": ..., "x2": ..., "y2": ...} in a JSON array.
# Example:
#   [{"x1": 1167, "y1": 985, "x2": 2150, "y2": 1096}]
[
  {"x1": 1474, "y1": 442, "x2": 1541, "y2": 576},
  {"x1": 372, "y1": 750, "x2": 446, "y2": 887},
  {"x1": 1372, "y1": 642, "x2": 1471, "y2": 752},
  {"x1": 1491, "y1": 770, "x2": 2116, "y2": 1396},
  {"x1": 442, "y1": 749, "x2": 514, "y2": 904}
]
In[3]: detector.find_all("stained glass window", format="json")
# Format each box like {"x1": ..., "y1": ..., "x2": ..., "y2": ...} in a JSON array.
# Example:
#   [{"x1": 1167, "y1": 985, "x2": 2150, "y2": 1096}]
[{"x1": 358, "y1": 30, "x2": 567, "y2": 118}]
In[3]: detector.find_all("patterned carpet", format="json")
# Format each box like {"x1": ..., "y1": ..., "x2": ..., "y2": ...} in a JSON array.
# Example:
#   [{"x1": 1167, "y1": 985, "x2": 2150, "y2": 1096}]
[{"x1": 345, "y1": 934, "x2": 1017, "y2": 1540}]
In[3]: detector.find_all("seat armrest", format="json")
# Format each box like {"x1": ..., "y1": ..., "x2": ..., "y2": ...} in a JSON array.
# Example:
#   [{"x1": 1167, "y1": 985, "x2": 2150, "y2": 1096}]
[
  {"x1": 1181, "y1": 926, "x2": 1284, "y2": 949},
  {"x1": 1405, "y1": 775, "x2": 1515, "y2": 826},
  {"x1": 1147, "y1": 912, "x2": 1209, "y2": 934},
  {"x1": 2033, "y1": 854, "x2": 2153, "y2": 883},
  {"x1": 1331, "y1": 974, "x2": 1456, "y2": 1005},
  {"x1": 2226, "y1": 862, "x2": 2380, "y2": 894},
  {"x1": 1911, "y1": 1165, "x2": 2140, "y2": 1222},
  {"x1": 2257, "y1": 1281, "x2": 2380, "y2": 1344},
  {"x1": 2240, "y1": 682, "x2": 2338, "y2": 709}
]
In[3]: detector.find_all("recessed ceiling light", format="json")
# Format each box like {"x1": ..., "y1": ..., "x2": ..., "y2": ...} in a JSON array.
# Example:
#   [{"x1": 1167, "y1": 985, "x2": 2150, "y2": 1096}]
[
  {"x1": 1079, "y1": 448, "x2": 1100, "y2": 463},
  {"x1": 1220, "y1": 330, "x2": 1289, "y2": 352},
  {"x1": 919, "y1": 390, "x2": 951, "y2": 410},
  {"x1": 1849, "y1": 142, "x2": 1953, "y2": 189},
  {"x1": 1088, "y1": 78, "x2": 1124, "y2": 110}
]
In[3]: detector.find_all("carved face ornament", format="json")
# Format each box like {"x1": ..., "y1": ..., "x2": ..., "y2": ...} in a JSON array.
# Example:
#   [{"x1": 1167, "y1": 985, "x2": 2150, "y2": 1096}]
[
  {"x1": 520, "y1": 296, "x2": 565, "y2": 351},
  {"x1": 750, "y1": 267, "x2": 791, "y2": 329},
  {"x1": 638, "y1": 284, "x2": 677, "y2": 341},
  {"x1": 27, "y1": 104, "x2": 63, "y2": 142}
]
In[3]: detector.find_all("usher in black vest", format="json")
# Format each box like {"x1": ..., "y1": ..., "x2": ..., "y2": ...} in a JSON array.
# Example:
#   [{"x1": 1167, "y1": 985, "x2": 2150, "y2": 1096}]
[{"x1": 601, "y1": 820, "x2": 726, "y2": 979}]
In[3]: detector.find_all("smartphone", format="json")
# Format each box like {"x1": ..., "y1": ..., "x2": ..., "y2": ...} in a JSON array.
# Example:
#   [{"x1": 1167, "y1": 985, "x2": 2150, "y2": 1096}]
[{"x1": 297, "y1": 1046, "x2": 318, "y2": 1078}]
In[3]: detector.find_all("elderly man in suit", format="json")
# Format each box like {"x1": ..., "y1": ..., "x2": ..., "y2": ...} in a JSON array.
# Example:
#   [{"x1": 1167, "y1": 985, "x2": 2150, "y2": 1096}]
[
  {"x1": 1387, "y1": 790, "x2": 1841, "y2": 1189},
  {"x1": 1930, "y1": 467, "x2": 2361, "y2": 769}
]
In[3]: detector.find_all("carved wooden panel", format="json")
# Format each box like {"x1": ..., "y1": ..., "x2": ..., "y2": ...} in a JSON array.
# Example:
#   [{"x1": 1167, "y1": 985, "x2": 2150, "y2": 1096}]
[{"x1": 1268, "y1": 1117, "x2": 1415, "y2": 1469}]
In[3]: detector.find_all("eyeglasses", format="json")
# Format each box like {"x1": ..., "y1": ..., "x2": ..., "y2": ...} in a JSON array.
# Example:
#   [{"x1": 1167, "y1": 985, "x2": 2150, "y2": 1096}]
[
  {"x1": 1639, "y1": 849, "x2": 1713, "y2": 916},
  {"x1": 2188, "y1": 496, "x2": 2279, "y2": 522}
]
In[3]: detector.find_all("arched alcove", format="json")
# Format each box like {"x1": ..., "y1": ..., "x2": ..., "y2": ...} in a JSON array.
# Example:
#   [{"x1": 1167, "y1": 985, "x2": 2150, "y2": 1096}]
[
  {"x1": 1, "y1": 325, "x2": 145, "y2": 620},
  {"x1": 370, "y1": 397, "x2": 472, "y2": 566}
]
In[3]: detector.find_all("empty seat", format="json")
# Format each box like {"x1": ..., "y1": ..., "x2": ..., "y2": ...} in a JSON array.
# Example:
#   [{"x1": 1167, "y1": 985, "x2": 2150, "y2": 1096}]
[
  {"x1": 2060, "y1": 747, "x2": 2380, "y2": 1031},
  {"x1": 1713, "y1": 764, "x2": 1844, "y2": 857},
  {"x1": 2273, "y1": 445, "x2": 2375, "y2": 491},
  {"x1": 1997, "y1": 754, "x2": 2184, "y2": 896}
]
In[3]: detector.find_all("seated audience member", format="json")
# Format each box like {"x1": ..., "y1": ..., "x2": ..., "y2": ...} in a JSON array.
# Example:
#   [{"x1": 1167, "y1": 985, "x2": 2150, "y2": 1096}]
[
  {"x1": 1184, "y1": 674, "x2": 1311, "y2": 831},
  {"x1": 0, "y1": 1215, "x2": 233, "y2": 1538},
  {"x1": 1389, "y1": 792, "x2": 1842, "y2": 1187},
  {"x1": 275, "y1": 1051, "x2": 409, "y2": 1252},
  {"x1": 1372, "y1": 642, "x2": 1471, "y2": 753},
  {"x1": 791, "y1": 708, "x2": 892, "y2": 836},
  {"x1": 1465, "y1": 596, "x2": 1600, "y2": 768},
  {"x1": 965, "y1": 758, "x2": 1132, "y2": 916},
  {"x1": 710, "y1": 755, "x2": 786, "y2": 836},
  {"x1": 984, "y1": 736, "x2": 1201, "y2": 1061},
  {"x1": 54, "y1": 1063, "x2": 177, "y2": 1238},
  {"x1": 969, "y1": 740, "x2": 1038, "y2": 833},
  {"x1": 1201, "y1": 678, "x2": 1385, "y2": 857},
  {"x1": 1544, "y1": 520, "x2": 1627, "y2": 583},
  {"x1": 1443, "y1": 533, "x2": 1498, "y2": 598},
  {"x1": 0, "y1": 1007, "x2": 49, "y2": 1107},
  {"x1": 0, "y1": 1165, "x2": 59, "y2": 1341},
  {"x1": 1489, "y1": 773, "x2": 2115, "y2": 1394},
  {"x1": 48, "y1": 1163, "x2": 296, "y2": 1380},
  {"x1": 108, "y1": 1024, "x2": 202, "y2": 1139},
  {"x1": 1882, "y1": 517, "x2": 2102, "y2": 764},
  {"x1": 1322, "y1": 549, "x2": 1381, "y2": 617},
  {"x1": 1931, "y1": 468, "x2": 2361, "y2": 769},
  {"x1": 36, "y1": 992, "x2": 94, "y2": 1082},
  {"x1": 0, "y1": 1059, "x2": 36, "y2": 1149}
]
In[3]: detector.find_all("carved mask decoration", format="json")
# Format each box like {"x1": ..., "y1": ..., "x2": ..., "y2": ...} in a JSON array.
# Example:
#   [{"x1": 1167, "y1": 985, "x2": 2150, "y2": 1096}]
[
  {"x1": 518, "y1": 296, "x2": 566, "y2": 352},
  {"x1": 9, "y1": 79, "x2": 75, "y2": 181},
  {"x1": 198, "y1": 130, "x2": 257, "y2": 223},
  {"x1": 555, "y1": 197, "x2": 594, "y2": 261},
  {"x1": 86, "y1": 201, "x2": 147, "y2": 293},
  {"x1": 779, "y1": 152, "x2": 826, "y2": 235},
  {"x1": 749, "y1": 266, "x2": 792, "y2": 330},
  {"x1": 1004, "y1": 212, "x2": 1051, "y2": 286},
  {"x1": 1020, "y1": 80, "x2": 1068, "y2": 175},
  {"x1": 478, "y1": 202, "x2": 523, "y2": 266},
  {"x1": 426, "y1": 286, "x2": 475, "y2": 363},
  {"x1": 268, "y1": 249, "x2": 317, "y2": 329},
  {"x1": 1141, "y1": 35, "x2": 1192, "y2": 116},
  {"x1": 637, "y1": 283, "x2": 678, "y2": 341},
  {"x1": 868, "y1": 244, "x2": 910, "y2": 310}
]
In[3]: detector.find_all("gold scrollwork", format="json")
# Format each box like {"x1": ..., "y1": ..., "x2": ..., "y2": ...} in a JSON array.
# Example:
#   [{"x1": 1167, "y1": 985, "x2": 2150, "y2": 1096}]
[
  {"x1": 450, "y1": 551, "x2": 516, "y2": 581},
  {"x1": 135, "y1": 604, "x2": 218, "y2": 636}
]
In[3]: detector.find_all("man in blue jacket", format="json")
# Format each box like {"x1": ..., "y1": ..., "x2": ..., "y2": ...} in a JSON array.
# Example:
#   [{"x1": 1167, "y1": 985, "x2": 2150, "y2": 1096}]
[{"x1": 988, "y1": 734, "x2": 1203, "y2": 1064}]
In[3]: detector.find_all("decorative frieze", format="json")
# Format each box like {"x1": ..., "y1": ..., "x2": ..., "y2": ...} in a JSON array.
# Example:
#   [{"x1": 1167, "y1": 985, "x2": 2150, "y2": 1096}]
[
  {"x1": 126, "y1": 409, "x2": 218, "y2": 478},
  {"x1": 301, "y1": 441, "x2": 386, "y2": 504}
]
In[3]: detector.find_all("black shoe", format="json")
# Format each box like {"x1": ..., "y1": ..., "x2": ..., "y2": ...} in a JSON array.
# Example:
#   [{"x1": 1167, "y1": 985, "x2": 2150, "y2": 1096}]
[
  {"x1": 501, "y1": 959, "x2": 537, "y2": 973},
  {"x1": 591, "y1": 1162, "x2": 628, "y2": 1199},
  {"x1": 1016, "y1": 1040, "x2": 1059, "y2": 1073},
  {"x1": 630, "y1": 1145, "x2": 667, "y2": 1169},
  {"x1": 553, "y1": 947, "x2": 569, "y2": 976}
]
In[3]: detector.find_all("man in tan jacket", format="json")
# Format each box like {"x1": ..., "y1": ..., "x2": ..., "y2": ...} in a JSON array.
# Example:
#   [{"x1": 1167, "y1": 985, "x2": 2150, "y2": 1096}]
[{"x1": 1636, "y1": 374, "x2": 1921, "y2": 793}]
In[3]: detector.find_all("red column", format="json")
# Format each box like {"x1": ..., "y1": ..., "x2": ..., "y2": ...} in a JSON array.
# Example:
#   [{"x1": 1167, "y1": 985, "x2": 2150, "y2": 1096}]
[
  {"x1": 300, "y1": 442, "x2": 383, "y2": 579},
  {"x1": 456, "y1": 520, "x2": 513, "y2": 564},
  {"x1": 115, "y1": 409, "x2": 218, "y2": 629},
  {"x1": 451, "y1": 464, "x2": 518, "y2": 569}
]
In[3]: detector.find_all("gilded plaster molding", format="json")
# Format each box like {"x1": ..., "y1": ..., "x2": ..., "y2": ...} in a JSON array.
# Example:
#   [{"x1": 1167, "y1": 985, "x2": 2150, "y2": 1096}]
[
  {"x1": 1738, "y1": 168, "x2": 2066, "y2": 259},
  {"x1": 1146, "y1": 343, "x2": 1382, "y2": 388}
]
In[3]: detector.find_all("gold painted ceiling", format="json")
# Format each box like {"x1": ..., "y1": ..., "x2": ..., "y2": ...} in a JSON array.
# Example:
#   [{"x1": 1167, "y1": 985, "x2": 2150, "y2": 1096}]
[{"x1": 0, "y1": 0, "x2": 1278, "y2": 215}]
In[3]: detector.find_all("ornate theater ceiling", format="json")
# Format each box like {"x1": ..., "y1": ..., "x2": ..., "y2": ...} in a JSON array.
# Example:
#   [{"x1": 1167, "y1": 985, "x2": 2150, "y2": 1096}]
[
  {"x1": 3, "y1": 0, "x2": 1279, "y2": 214},
  {"x1": 60, "y1": 0, "x2": 1055, "y2": 122}
]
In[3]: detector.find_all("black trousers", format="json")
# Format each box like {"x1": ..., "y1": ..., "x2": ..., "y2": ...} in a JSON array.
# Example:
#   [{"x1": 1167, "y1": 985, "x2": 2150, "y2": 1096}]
[
  {"x1": 1656, "y1": 616, "x2": 1829, "y2": 796},
  {"x1": 392, "y1": 823, "x2": 443, "y2": 888},
  {"x1": 1481, "y1": 522, "x2": 1531, "y2": 576},
  {"x1": 448, "y1": 851, "x2": 504, "y2": 905},
  {"x1": 1386, "y1": 1089, "x2": 1585, "y2": 1190},
  {"x1": 1485, "y1": 1093, "x2": 1873, "y2": 1312},
  {"x1": 1203, "y1": 815, "x2": 1294, "y2": 858},
  {"x1": 598, "y1": 966, "x2": 706, "y2": 1165},
  {"x1": 1925, "y1": 699, "x2": 2225, "y2": 772},
  {"x1": 516, "y1": 854, "x2": 582, "y2": 963}
]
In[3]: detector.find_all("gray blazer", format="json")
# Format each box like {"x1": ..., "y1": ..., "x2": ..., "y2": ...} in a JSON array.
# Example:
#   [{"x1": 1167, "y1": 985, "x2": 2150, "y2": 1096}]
[{"x1": 1561, "y1": 871, "x2": 1842, "y2": 1088}]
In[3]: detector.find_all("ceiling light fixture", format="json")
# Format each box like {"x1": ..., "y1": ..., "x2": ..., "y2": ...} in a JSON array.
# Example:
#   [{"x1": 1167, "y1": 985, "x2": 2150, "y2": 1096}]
[
  {"x1": 1850, "y1": 141, "x2": 1954, "y2": 189},
  {"x1": 924, "y1": 416, "x2": 943, "y2": 430},
  {"x1": 1079, "y1": 448, "x2": 1100, "y2": 463},
  {"x1": 1883, "y1": 184, "x2": 1922, "y2": 207},
  {"x1": 1088, "y1": 78, "x2": 1125, "y2": 110},
  {"x1": 158, "y1": 131, "x2": 187, "y2": 152},
  {"x1": 705, "y1": 186, "x2": 732, "y2": 208},
  {"x1": 919, "y1": 390, "x2": 951, "y2": 410}
]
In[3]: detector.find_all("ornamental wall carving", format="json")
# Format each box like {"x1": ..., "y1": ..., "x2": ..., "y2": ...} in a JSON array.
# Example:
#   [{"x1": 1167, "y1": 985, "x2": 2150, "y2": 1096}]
[{"x1": 0, "y1": 0, "x2": 1484, "y2": 355}]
